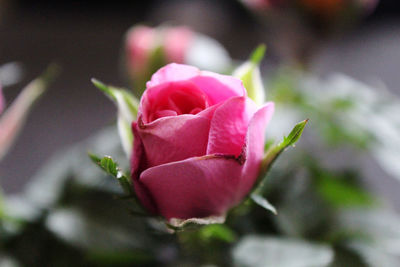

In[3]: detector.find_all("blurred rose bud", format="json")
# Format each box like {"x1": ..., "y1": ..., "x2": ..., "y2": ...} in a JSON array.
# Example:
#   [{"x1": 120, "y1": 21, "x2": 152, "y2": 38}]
[
  {"x1": 131, "y1": 63, "x2": 274, "y2": 220},
  {"x1": 125, "y1": 25, "x2": 231, "y2": 95}
]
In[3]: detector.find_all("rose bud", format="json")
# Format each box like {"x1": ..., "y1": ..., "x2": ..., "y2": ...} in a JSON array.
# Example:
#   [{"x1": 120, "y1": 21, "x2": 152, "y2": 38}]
[
  {"x1": 125, "y1": 25, "x2": 231, "y2": 95},
  {"x1": 131, "y1": 63, "x2": 274, "y2": 220}
]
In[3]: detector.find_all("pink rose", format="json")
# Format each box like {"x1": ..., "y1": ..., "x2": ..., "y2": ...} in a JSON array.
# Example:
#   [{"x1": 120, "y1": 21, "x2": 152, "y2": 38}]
[{"x1": 131, "y1": 64, "x2": 274, "y2": 220}]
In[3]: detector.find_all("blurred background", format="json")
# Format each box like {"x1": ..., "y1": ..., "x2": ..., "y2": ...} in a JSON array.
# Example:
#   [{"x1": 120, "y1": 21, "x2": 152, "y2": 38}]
[{"x1": 1, "y1": 0, "x2": 400, "y2": 208}]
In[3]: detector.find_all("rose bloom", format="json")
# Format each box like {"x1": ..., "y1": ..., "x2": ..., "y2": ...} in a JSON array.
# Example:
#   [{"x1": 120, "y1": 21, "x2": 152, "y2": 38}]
[{"x1": 131, "y1": 64, "x2": 274, "y2": 220}]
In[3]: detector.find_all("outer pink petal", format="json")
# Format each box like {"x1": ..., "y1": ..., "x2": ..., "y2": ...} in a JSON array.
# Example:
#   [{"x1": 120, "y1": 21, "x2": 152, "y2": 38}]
[
  {"x1": 136, "y1": 114, "x2": 210, "y2": 168},
  {"x1": 133, "y1": 102, "x2": 275, "y2": 219},
  {"x1": 139, "y1": 154, "x2": 244, "y2": 219},
  {"x1": 131, "y1": 122, "x2": 157, "y2": 214},
  {"x1": 238, "y1": 102, "x2": 275, "y2": 198},
  {"x1": 189, "y1": 71, "x2": 246, "y2": 104},
  {"x1": 207, "y1": 96, "x2": 258, "y2": 157},
  {"x1": 146, "y1": 63, "x2": 199, "y2": 88}
]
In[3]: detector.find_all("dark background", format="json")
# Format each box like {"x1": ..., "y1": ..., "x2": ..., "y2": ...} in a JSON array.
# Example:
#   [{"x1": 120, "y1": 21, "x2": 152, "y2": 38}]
[{"x1": 1, "y1": 0, "x2": 400, "y2": 210}]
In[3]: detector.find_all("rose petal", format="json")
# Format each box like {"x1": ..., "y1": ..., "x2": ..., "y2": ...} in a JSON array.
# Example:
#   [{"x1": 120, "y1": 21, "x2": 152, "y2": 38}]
[
  {"x1": 239, "y1": 102, "x2": 275, "y2": 198},
  {"x1": 207, "y1": 96, "x2": 258, "y2": 157},
  {"x1": 136, "y1": 114, "x2": 211, "y2": 168},
  {"x1": 140, "y1": 80, "x2": 210, "y2": 123},
  {"x1": 139, "y1": 154, "x2": 244, "y2": 219},
  {"x1": 131, "y1": 122, "x2": 158, "y2": 214},
  {"x1": 146, "y1": 63, "x2": 199, "y2": 88},
  {"x1": 190, "y1": 71, "x2": 246, "y2": 104},
  {"x1": 145, "y1": 64, "x2": 246, "y2": 108}
]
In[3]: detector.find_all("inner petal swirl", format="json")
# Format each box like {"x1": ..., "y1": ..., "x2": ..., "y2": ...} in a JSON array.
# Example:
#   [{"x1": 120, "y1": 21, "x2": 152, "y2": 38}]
[{"x1": 144, "y1": 81, "x2": 210, "y2": 123}]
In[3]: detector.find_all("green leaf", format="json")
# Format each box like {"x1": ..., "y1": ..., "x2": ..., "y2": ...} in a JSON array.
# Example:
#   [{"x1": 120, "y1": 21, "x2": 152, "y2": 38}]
[
  {"x1": 264, "y1": 119, "x2": 308, "y2": 166},
  {"x1": 250, "y1": 194, "x2": 277, "y2": 215},
  {"x1": 88, "y1": 153, "x2": 133, "y2": 196},
  {"x1": 316, "y1": 175, "x2": 375, "y2": 208},
  {"x1": 199, "y1": 224, "x2": 236, "y2": 243},
  {"x1": 91, "y1": 79, "x2": 139, "y2": 157},
  {"x1": 91, "y1": 78, "x2": 115, "y2": 100},
  {"x1": 282, "y1": 118, "x2": 309, "y2": 147},
  {"x1": 243, "y1": 119, "x2": 308, "y2": 216},
  {"x1": 250, "y1": 44, "x2": 266, "y2": 65},
  {"x1": 91, "y1": 79, "x2": 138, "y2": 117},
  {"x1": 252, "y1": 119, "x2": 308, "y2": 195}
]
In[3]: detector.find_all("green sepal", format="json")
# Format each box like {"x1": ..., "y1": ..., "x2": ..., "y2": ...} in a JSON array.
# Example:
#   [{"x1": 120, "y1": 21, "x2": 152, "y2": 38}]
[
  {"x1": 233, "y1": 44, "x2": 266, "y2": 105},
  {"x1": 88, "y1": 153, "x2": 133, "y2": 197},
  {"x1": 198, "y1": 224, "x2": 236, "y2": 243},
  {"x1": 91, "y1": 78, "x2": 138, "y2": 117},
  {"x1": 91, "y1": 79, "x2": 139, "y2": 158},
  {"x1": 250, "y1": 44, "x2": 266, "y2": 64},
  {"x1": 283, "y1": 118, "x2": 309, "y2": 147},
  {"x1": 263, "y1": 119, "x2": 309, "y2": 171},
  {"x1": 246, "y1": 119, "x2": 308, "y2": 215}
]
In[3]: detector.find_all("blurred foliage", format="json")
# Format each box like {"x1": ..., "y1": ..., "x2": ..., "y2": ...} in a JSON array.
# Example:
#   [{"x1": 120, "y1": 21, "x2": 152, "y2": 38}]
[
  {"x1": 267, "y1": 67, "x2": 400, "y2": 185},
  {"x1": 0, "y1": 123, "x2": 399, "y2": 266},
  {"x1": 2, "y1": 49, "x2": 400, "y2": 266},
  {"x1": 268, "y1": 68, "x2": 374, "y2": 149}
]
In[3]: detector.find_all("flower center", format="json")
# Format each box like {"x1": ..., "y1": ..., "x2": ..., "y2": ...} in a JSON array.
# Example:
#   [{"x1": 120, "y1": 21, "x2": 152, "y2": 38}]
[{"x1": 145, "y1": 81, "x2": 210, "y2": 123}]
